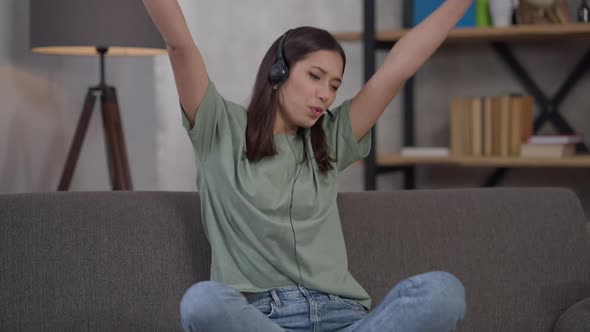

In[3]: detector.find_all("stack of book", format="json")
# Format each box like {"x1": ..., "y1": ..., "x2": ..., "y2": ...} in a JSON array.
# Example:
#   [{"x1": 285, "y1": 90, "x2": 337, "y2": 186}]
[
  {"x1": 520, "y1": 135, "x2": 583, "y2": 158},
  {"x1": 450, "y1": 94, "x2": 535, "y2": 158}
]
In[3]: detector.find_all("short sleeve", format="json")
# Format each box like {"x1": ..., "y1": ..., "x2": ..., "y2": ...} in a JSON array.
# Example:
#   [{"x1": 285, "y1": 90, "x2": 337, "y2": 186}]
[
  {"x1": 323, "y1": 99, "x2": 372, "y2": 171},
  {"x1": 180, "y1": 80, "x2": 228, "y2": 159}
]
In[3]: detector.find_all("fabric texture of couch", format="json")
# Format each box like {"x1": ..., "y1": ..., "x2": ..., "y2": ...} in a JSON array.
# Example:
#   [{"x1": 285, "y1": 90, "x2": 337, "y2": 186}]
[{"x1": 1, "y1": 187, "x2": 589, "y2": 331}]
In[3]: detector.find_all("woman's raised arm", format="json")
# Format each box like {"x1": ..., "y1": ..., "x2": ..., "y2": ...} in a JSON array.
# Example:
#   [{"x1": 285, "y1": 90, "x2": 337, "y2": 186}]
[
  {"x1": 349, "y1": 0, "x2": 473, "y2": 141},
  {"x1": 143, "y1": 0, "x2": 209, "y2": 127}
]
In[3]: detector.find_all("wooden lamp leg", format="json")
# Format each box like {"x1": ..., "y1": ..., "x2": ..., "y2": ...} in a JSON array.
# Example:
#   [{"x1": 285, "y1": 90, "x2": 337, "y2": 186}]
[
  {"x1": 57, "y1": 85, "x2": 133, "y2": 191},
  {"x1": 57, "y1": 88, "x2": 98, "y2": 191},
  {"x1": 101, "y1": 86, "x2": 133, "y2": 190}
]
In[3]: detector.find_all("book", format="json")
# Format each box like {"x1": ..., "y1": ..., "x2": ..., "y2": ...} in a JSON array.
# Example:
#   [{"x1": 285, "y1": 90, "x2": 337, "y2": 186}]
[
  {"x1": 400, "y1": 147, "x2": 450, "y2": 157},
  {"x1": 476, "y1": 0, "x2": 492, "y2": 27},
  {"x1": 449, "y1": 94, "x2": 535, "y2": 158},
  {"x1": 520, "y1": 143, "x2": 576, "y2": 158},
  {"x1": 499, "y1": 95, "x2": 511, "y2": 157},
  {"x1": 471, "y1": 98, "x2": 483, "y2": 156},
  {"x1": 450, "y1": 97, "x2": 465, "y2": 156},
  {"x1": 483, "y1": 97, "x2": 493, "y2": 156},
  {"x1": 509, "y1": 95, "x2": 534, "y2": 156},
  {"x1": 527, "y1": 135, "x2": 583, "y2": 145}
]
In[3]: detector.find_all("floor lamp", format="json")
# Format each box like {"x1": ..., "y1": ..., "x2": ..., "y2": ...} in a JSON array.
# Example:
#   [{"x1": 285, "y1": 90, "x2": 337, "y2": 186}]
[{"x1": 29, "y1": 0, "x2": 166, "y2": 191}]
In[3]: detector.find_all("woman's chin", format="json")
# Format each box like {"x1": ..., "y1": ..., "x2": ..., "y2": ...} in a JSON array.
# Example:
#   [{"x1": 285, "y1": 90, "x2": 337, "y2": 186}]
[{"x1": 299, "y1": 118, "x2": 319, "y2": 129}]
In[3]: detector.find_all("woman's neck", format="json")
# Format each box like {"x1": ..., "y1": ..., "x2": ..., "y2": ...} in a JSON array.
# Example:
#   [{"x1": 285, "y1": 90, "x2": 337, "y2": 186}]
[{"x1": 273, "y1": 112, "x2": 298, "y2": 135}]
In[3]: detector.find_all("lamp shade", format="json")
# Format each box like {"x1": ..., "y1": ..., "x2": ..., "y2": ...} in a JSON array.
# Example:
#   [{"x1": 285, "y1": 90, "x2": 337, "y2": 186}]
[{"x1": 30, "y1": 0, "x2": 166, "y2": 56}]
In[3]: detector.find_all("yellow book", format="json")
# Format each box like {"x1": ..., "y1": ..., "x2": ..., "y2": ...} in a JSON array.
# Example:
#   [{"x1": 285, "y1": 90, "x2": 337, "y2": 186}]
[
  {"x1": 471, "y1": 97, "x2": 483, "y2": 156},
  {"x1": 510, "y1": 96, "x2": 523, "y2": 156},
  {"x1": 462, "y1": 98, "x2": 473, "y2": 156},
  {"x1": 499, "y1": 95, "x2": 512, "y2": 157},
  {"x1": 450, "y1": 97, "x2": 465, "y2": 157},
  {"x1": 483, "y1": 97, "x2": 493, "y2": 156}
]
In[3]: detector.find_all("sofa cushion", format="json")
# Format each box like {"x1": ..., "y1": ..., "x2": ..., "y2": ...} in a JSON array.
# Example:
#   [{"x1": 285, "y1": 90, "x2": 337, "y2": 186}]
[{"x1": 554, "y1": 298, "x2": 590, "y2": 332}]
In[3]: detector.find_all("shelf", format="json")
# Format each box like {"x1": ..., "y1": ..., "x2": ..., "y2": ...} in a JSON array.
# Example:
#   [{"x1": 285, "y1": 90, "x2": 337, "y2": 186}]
[
  {"x1": 334, "y1": 23, "x2": 590, "y2": 43},
  {"x1": 355, "y1": 0, "x2": 590, "y2": 189},
  {"x1": 377, "y1": 154, "x2": 590, "y2": 168}
]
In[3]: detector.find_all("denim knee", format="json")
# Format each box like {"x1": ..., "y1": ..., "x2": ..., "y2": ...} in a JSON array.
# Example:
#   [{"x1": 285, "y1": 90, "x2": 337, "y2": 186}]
[
  {"x1": 180, "y1": 281, "x2": 229, "y2": 326},
  {"x1": 418, "y1": 271, "x2": 467, "y2": 323}
]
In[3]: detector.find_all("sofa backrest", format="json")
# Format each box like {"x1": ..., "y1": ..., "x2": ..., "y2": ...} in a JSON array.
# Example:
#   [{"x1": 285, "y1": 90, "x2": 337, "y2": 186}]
[
  {"x1": 1, "y1": 192, "x2": 207, "y2": 331},
  {"x1": 339, "y1": 188, "x2": 590, "y2": 331},
  {"x1": 1, "y1": 188, "x2": 589, "y2": 331}
]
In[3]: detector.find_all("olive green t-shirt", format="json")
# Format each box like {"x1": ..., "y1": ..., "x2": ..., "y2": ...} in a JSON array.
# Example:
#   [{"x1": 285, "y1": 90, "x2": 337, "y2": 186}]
[{"x1": 181, "y1": 80, "x2": 373, "y2": 309}]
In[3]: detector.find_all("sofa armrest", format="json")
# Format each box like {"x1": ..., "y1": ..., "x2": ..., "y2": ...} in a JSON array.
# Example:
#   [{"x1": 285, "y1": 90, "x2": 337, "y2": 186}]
[{"x1": 554, "y1": 297, "x2": 590, "y2": 332}]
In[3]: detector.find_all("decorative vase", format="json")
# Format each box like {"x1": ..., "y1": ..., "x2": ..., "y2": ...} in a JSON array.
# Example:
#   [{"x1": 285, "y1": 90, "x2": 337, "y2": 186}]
[
  {"x1": 489, "y1": 0, "x2": 515, "y2": 26},
  {"x1": 579, "y1": 0, "x2": 590, "y2": 22}
]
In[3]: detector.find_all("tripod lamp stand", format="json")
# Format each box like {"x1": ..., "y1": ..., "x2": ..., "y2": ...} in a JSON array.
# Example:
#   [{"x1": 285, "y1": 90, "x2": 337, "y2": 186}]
[{"x1": 30, "y1": 0, "x2": 166, "y2": 191}]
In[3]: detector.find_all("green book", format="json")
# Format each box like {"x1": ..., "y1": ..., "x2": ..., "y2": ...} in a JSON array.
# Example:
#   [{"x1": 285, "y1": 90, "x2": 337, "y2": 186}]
[{"x1": 476, "y1": 0, "x2": 492, "y2": 27}]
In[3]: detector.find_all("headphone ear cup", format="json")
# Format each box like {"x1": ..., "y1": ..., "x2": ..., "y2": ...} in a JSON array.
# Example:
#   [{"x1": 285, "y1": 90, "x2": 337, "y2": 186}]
[
  {"x1": 269, "y1": 29, "x2": 291, "y2": 86},
  {"x1": 269, "y1": 60, "x2": 289, "y2": 85}
]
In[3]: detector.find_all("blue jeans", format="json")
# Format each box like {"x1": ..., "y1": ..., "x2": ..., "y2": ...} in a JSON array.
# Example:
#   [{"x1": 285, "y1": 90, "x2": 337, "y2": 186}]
[{"x1": 180, "y1": 271, "x2": 466, "y2": 331}]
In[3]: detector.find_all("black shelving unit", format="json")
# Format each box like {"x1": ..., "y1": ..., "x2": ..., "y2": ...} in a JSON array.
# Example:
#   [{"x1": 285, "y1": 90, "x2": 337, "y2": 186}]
[
  {"x1": 362, "y1": 0, "x2": 416, "y2": 191},
  {"x1": 362, "y1": 0, "x2": 590, "y2": 190}
]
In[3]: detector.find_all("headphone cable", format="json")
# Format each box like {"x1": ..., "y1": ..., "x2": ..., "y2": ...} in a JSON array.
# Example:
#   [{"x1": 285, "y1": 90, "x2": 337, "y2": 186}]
[{"x1": 285, "y1": 133, "x2": 306, "y2": 288}]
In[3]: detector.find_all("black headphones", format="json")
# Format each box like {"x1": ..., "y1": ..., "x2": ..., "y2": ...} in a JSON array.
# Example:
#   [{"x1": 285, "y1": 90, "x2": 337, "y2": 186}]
[{"x1": 268, "y1": 30, "x2": 291, "y2": 87}]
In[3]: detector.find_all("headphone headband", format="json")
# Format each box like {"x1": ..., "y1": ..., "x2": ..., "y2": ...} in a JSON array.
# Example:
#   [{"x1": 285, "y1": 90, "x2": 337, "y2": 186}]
[{"x1": 276, "y1": 30, "x2": 289, "y2": 64}]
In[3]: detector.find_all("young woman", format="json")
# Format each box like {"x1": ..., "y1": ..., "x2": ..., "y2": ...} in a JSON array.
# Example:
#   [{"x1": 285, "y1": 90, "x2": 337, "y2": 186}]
[{"x1": 143, "y1": 1, "x2": 472, "y2": 331}]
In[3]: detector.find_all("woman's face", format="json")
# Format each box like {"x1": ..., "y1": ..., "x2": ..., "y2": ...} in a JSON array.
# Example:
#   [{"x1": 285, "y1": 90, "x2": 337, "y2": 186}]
[{"x1": 275, "y1": 49, "x2": 344, "y2": 135}]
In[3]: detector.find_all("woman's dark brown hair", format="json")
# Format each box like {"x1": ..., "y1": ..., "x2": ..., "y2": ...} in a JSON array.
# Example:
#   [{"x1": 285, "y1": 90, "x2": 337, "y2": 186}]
[{"x1": 245, "y1": 26, "x2": 346, "y2": 174}]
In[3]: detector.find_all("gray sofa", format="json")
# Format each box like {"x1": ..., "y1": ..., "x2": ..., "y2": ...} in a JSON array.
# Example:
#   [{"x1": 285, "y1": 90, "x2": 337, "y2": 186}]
[{"x1": 1, "y1": 188, "x2": 589, "y2": 331}]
